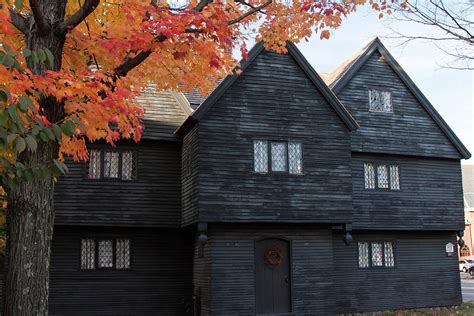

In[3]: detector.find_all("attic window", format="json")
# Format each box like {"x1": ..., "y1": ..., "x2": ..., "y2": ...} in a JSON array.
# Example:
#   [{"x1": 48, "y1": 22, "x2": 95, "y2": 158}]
[{"x1": 369, "y1": 90, "x2": 392, "y2": 112}]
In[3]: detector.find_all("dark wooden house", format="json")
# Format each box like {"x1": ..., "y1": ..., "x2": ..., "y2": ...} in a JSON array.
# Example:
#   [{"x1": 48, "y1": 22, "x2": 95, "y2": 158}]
[{"x1": 48, "y1": 38, "x2": 470, "y2": 315}]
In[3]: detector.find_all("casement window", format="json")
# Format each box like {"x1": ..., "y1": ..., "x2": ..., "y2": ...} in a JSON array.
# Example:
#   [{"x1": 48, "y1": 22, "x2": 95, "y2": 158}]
[
  {"x1": 80, "y1": 238, "x2": 131, "y2": 270},
  {"x1": 358, "y1": 241, "x2": 395, "y2": 268},
  {"x1": 253, "y1": 140, "x2": 303, "y2": 174},
  {"x1": 368, "y1": 90, "x2": 392, "y2": 112},
  {"x1": 87, "y1": 148, "x2": 137, "y2": 181},
  {"x1": 364, "y1": 162, "x2": 400, "y2": 190}
]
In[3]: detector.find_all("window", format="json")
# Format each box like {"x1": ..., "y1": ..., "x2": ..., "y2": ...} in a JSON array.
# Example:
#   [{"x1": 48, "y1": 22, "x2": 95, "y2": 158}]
[
  {"x1": 358, "y1": 241, "x2": 395, "y2": 268},
  {"x1": 253, "y1": 140, "x2": 303, "y2": 174},
  {"x1": 364, "y1": 162, "x2": 400, "y2": 190},
  {"x1": 87, "y1": 148, "x2": 137, "y2": 180},
  {"x1": 369, "y1": 90, "x2": 392, "y2": 112},
  {"x1": 80, "y1": 238, "x2": 131, "y2": 270}
]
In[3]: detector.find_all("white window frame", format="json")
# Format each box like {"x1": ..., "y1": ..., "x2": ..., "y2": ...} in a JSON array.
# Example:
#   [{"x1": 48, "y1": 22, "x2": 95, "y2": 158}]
[
  {"x1": 80, "y1": 238, "x2": 131, "y2": 270},
  {"x1": 358, "y1": 240, "x2": 395, "y2": 268},
  {"x1": 364, "y1": 162, "x2": 400, "y2": 191},
  {"x1": 369, "y1": 89, "x2": 393, "y2": 113},
  {"x1": 253, "y1": 140, "x2": 303, "y2": 175}
]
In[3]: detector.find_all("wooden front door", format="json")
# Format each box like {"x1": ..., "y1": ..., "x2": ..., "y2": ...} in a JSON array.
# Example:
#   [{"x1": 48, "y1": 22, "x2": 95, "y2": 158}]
[{"x1": 256, "y1": 239, "x2": 291, "y2": 314}]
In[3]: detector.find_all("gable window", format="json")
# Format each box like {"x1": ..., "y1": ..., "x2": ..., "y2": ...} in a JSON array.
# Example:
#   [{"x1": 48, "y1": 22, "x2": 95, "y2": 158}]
[
  {"x1": 87, "y1": 148, "x2": 137, "y2": 181},
  {"x1": 364, "y1": 162, "x2": 400, "y2": 190},
  {"x1": 358, "y1": 241, "x2": 395, "y2": 268},
  {"x1": 80, "y1": 238, "x2": 131, "y2": 270},
  {"x1": 253, "y1": 140, "x2": 303, "y2": 174},
  {"x1": 369, "y1": 90, "x2": 392, "y2": 112}
]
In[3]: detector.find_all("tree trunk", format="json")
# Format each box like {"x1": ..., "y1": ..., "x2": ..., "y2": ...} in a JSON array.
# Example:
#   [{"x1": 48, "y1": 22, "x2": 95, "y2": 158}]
[
  {"x1": 3, "y1": 1, "x2": 67, "y2": 314},
  {"x1": 4, "y1": 143, "x2": 57, "y2": 316}
]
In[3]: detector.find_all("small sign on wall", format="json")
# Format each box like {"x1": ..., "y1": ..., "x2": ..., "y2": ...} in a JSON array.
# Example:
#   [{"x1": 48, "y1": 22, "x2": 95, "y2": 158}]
[{"x1": 445, "y1": 242, "x2": 455, "y2": 257}]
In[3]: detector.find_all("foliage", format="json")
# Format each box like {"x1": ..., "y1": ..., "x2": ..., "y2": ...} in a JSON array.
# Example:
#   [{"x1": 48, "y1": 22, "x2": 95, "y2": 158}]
[{"x1": 0, "y1": 0, "x2": 400, "y2": 189}]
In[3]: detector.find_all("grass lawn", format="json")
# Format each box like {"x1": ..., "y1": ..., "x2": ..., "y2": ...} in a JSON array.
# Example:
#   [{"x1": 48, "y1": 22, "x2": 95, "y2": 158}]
[{"x1": 338, "y1": 302, "x2": 474, "y2": 316}]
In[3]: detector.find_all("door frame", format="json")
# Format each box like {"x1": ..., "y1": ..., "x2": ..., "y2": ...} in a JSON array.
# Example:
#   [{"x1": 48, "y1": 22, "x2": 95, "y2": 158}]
[{"x1": 254, "y1": 237, "x2": 293, "y2": 315}]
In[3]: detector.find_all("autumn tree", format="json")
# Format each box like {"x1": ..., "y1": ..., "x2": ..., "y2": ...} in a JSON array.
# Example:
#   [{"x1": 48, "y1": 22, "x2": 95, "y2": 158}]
[{"x1": 0, "y1": 0, "x2": 397, "y2": 314}]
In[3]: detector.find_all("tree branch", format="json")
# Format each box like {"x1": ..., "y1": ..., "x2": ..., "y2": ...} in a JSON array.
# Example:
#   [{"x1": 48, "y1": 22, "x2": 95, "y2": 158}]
[
  {"x1": 228, "y1": 0, "x2": 272, "y2": 25},
  {"x1": 8, "y1": 8, "x2": 29, "y2": 34},
  {"x1": 29, "y1": 0, "x2": 51, "y2": 35},
  {"x1": 59, "y1": 0, "x2": 100, "y2": 34}
]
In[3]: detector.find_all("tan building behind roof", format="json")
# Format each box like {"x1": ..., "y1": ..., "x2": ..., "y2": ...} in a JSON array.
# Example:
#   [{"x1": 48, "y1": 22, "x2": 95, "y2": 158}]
[{"x1": 461, "y1": 164, "x2": 474, "y2": 257}]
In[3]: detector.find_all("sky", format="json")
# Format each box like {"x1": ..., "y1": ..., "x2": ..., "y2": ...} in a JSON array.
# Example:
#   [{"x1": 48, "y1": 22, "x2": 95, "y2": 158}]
[{"x1": 293, "y1": 4, "x2": 473, "y2": 164}]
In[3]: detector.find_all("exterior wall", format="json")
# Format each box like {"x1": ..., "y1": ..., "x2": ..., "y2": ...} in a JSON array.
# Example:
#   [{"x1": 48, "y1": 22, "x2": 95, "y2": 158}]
[
  {"x1": 337, "y1": 51, "x2": 460, "y2": 159},
  {"x1": 195, "y1": 224, "x2": 335, "y2": 316},
  {"x1": 182, "y1": 124, "x2": 200, "y2": 227},
  {"x1": 333, "y1": 230, "x2": 462, "y2": 313},
  {"x1": 352, "y1": 153, "x2": 464, "y2": 230},
  {"x1": 55, "y1": 140, "x2": 182, "y2": 227},
  {"x1": 49, "y1": 226, "x2": 194, "y2": 315},
  {"x1": 192, "y1": 50, "x2": 353, "y2": 225}
]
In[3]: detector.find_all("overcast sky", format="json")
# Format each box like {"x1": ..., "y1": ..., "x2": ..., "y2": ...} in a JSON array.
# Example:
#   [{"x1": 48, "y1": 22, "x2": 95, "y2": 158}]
[{"x1": 294, "y1": 4, "x2": 473, "y2": 163}]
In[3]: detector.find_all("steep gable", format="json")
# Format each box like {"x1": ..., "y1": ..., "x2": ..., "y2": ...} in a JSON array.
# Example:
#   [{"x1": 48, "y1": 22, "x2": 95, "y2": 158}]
[{"x1": 324, "y1": 38, "x2": 470, "y2": 159}]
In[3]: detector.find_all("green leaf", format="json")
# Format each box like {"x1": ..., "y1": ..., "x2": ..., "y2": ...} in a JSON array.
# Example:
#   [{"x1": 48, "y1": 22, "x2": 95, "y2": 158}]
[
  {"x1": 30, "y1": 52, "x2": 39, "y2": 64},
  {"x1": 8, "y1": 103, "x2": 18, "y2": 119},
  {"x1": 39, "y1": 131, "x2": 48, "y2": 142},
  {"x1": 36, "y1": 49, "x2": 46, "y2": 63},
  {"x1": 61, "y1": 121, "x2": 75, "y2": 137},
  {"x1": 23, "y1": 48, "x2": 31, "y2": 58},
  {"x1": 6, "y1": 133, "x2": 17, "y2": 144},
  {"x1": 45, "y1": 127, "x2": 55, "y2": 140},
  {"x1": 31, "y1": 125, "x2": 41, "y2": 136},
  {"x1": 3, "y1": 54, "x2": 15, "y2": 68},
  {"x1": 18, "y1": 96, "x2": 33, "y2": 112},
  {"x1": 0, "y1": 88, "x2": 11, "y2": 103},
  {"x1": 53, "y1": 159, "x2": 69, "y2": 174},
  {"x1": 44, "y1": 48, "x2": 54, "y2": 69},
  {"x1": 0, "y1": 110, "x2": 9, "y2": 126},
  {"x1": 52, "y1": 124, "x2": 62, "y2": 140},
  {"x1": 14, "y1": 0, "x2": 22, "y2": 10},
  {"x1": 24, "y1": 169, "x2": 34, "y2": 182},
  {"x1": 2, "y1": 44, "x2": 11, "y2": 53},
  {"x1": 25, "y1": 134, "x2": 37, "y2": 152},
  {"x1": 15, "y1": 137, "x2": 26, "y2": 154}
]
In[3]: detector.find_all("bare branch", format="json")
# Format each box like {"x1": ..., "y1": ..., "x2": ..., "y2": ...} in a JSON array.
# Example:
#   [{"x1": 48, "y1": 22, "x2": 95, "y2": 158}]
[
  {"x1": 228, "y1": 0, "x2": 272, "y2": 25},
  {"x1": 194, "y1": 0, "x2": 213, "y2": 12},
  {"x1": 59, "y1": 0, "x2": 100, "y2": 34},
  {"x1": 29, "y1": 0, "x2": 51, "y2": 35},
  {"x1": 8, "y1": 8, "x2": 29, "y2": 34}
]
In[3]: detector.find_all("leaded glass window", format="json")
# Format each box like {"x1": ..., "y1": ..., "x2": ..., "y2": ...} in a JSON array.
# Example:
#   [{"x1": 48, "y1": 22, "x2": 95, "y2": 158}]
[
  {"x1": 271, "y1": 142, "x2": 287, "y2": 172},
  {"x1": 88, "y1": 150, "x2": 102, "y2": 179},
  {"x1": 369, "y1": 90, "x2": 392, "y2": 112},
  {"x1": 371, "y1": 242, "x2": 383, "y2": 267},
  {"x1": 377, "y1": 165, "x2": 389, "y2": 189},
  {"x1": 104, "y1": 151, "x2": 120, "y2": 178},
  {"x1": 98, "y1": 239, "x2": 114, "y2": 268},
  {"x1": 80, "y1": 239, "x2": 95, "y2": 270},
  {"x1": 358, "y1": 242, "x2": 370, "y2": 268},
  {"x1": 288, "y1": 142, "x2": 303, "y2": 174},
  {"x1": 364, "y1": 163, "x2": 376, "y2": 189},
  {"x1": 390, "y1": 165, "x2": 400, "y2": 190},
  {"x1": 253, "y1": 140, "x2": 268, "y2": 173},
  {"x1": 384, "y1": 242, "x2": 395, "y2": 267},
  {"x1": 116, "y1": 239, "x2": 131, "y2": 269},
  {"x1": 122, "y1": 151, "x2": 136, "y2": 180}
]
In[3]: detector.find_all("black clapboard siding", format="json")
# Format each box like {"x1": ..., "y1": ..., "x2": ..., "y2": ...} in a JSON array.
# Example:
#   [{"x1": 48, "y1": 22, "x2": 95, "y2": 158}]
[
  {"x1": 49, "y1": 226, "x2": 194, "y2": 315},
  {"x1": 182, "y1": 125, "x2": 200, "y2": 227},
  {"x1": 333, "y1": 230, "x2": 462, "y2": 313},
  {"x1": 197, "y1": 224, "x2": 335, "y2": 316},
  {"x1": 351, "y1": 153, "x2": 464, "y2": 230},
  {"x1": 54, "y1": 140, "x2": 182, "y2": 227},
  {"x1": 189, "y1": 50, "x2": 353, "y2": 224},
  {"x1": 337, "y1": 51, "x2": 460, "y2": 159}
]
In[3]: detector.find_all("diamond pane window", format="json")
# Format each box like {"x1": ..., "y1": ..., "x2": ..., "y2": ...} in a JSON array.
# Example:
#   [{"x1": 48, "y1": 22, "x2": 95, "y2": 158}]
[
  {"x1": 88, "y1": 150, "x2": 102, "y2": 179},
  {"x1": 371, "y1": 242, "x2": 383, "y2": 267},
  {"x1": 104, "y1": 151, "x2": 119, "y2": 178},
  {"x1": 253, "y1": 141, "x2": 268, "y2": 173},
  {"x1": 358, "y1": 242, "x2": 369, "y2": 268},
  {"x1": 116, "y1": 239, "x2": 131, "y2": 269},
  {"x1": 271, "y1": 142, "x2": 287, "y2": 172},
  {"x1": 98, "y1": 240, "x2": 114, "y2": 268},
  {"x1": 80, "y1": 239, "x2": 95, "y2": 270},
  {"x1": 364, "y1": 163, "x2": 376, "y2": 189},
  {"x1": 122, "y1": 151, "x2": 136, "y2": 180},
  {"x1": 369, "y1": 90, "x2": 392, "y2": 112},
  {"x1": 384, "y1": 242, "x2": 395, "y2": 267},
  {"x1": 377, "y1": 165, "x2": 389, "y2": 189},
  {"x1": 390, "y1": 165, "x2": 400, "y2": 190},
  {"x1": 288, "y1": 142, "x2": 303, "y2": 174}
]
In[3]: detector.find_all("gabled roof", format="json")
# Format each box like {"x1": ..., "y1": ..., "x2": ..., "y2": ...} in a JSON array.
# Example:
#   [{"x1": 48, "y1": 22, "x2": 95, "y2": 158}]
[
  {"x1": 176, "y1": 41, "x2": 359, "y2": 135},
  {"x1": 322, "y1": 37, "x2": 471, "y2": 160}
]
